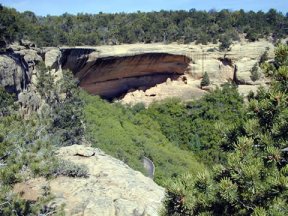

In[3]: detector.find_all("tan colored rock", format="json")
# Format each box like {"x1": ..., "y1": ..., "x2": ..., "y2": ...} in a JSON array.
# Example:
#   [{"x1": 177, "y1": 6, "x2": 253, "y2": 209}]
[
  {"x1": 56, "y1": 144, "x2": 98, "y2": 157},
  {"x1": 60, "y1": 50, "x2": 190, "y2": 99},
  {"x1": 58, "y1": 39, "x2": 274, "y2": 105},
  {"x1": 15, "y1": 49, "x2": 42, "y2": 63},
  {"x1": 121, "y1": 77, "x2": 206, "y2": 107},
  {"x1": 45, "y1": 48, "x2": 61, "y2": 68},
  {"x1": 14, "y1": 177, "x2": 48, "y2": 201},
  {"x1": 14, "y1": 145, "x2": 165, "y2": 216}
]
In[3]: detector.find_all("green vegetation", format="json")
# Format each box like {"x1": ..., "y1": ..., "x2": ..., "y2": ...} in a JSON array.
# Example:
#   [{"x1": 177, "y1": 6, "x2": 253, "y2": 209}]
[
  {"x1": 83, "y1": 94, "x2": 205, "y2": 182},
  {"x1": 250, "y1": 63, "x2": 261, "y2": 81},
  {"x1": 53, "y1": 160, "x2": 89, "y2": 178},
  {"x1": 0, "y1": 66, "x2": 86, "y2": 214},
  {"x1": 0, "y1": 4, "x2": 287, "y2": 47},
  {"x1": 1, "y1": 4, "x2": 288, "y2": 212},
  {"x1": 82, "y1": 82, "x2": 244, "y2": 183},
  {"x1": 219, "y1": 33, "x2": 233, "y2": 51},
  {"x1": 0, "y1": 87, "x2": 17, "y2": 116},
  {"x1": 259, "y1": 49, "x2": 269, "y2": 65},
  {"x1": 200, "y1": 72, "x2": 211, "y2": 88},
  {"x1": 144, "y1": 84, "x2": 245, "y2": 166},
  {"x1": 36, "y1": 63, "x2": 84, "y2": 146},
  {"x1": 164, "y1": 45, "x2": 288, "y2": 215}
]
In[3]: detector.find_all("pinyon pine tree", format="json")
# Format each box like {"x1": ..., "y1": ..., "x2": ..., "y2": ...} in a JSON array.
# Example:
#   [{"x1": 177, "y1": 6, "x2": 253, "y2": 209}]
[{"x1": 164, "y1": 44, "x2": 288, "y2": 216}]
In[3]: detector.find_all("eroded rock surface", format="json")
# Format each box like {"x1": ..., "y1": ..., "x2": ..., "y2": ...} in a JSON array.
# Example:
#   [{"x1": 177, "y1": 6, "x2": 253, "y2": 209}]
[
  {"x1": 0, "y1": 42, "x2": 42, "y2": 94},
  {"x1": 0, "y1": 53, "x2": 30, "y2": 93},
  {"x1": 14, "y1": 145, "x2": 165, "y2": 216},
  {"x1": 60, "y1": 50, "x2": 190, "y2": 99},
  {"x1": 54, "y1": 39, "x2": 274, "y2": 104}
]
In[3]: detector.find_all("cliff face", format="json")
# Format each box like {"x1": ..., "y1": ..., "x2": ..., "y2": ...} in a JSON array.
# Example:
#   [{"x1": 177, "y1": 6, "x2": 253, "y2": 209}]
[
  {"x1": 60, "y1": 49, "x2": 191, "y2": 99},
  {"x1": 56, "y1": 40, "x2": 274, "y2": 103},
  {"x1": 1, "y1": 40, "x2": 274, "y2": 104},
  {"x1": 0, "y1": 42, "x2": 42, "y2": 94},
  {"x1": 0, "y1": 53, "x2": 29, "y2": 93}
]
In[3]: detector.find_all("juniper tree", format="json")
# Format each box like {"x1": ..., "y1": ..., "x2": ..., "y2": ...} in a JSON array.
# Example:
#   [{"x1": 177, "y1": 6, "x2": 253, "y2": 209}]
[
  {"x1": 250, "y1": 63, "x2": 261, "y2": 81},
  {"x1": 200, "y1": 72, "x2": 210, "y2": 88}
]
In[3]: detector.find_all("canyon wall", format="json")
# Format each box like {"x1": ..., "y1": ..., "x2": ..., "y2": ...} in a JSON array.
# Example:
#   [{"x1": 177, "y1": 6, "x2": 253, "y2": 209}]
[
  {"x1": 55, "y1": 40, "x2": 274, "y2": 104},
  {"x1": 1, "y1": 40, "x2": 274, "y2": 104},
  {"x1": 60, "y1": 49, "x2": 191, "y2": 99}
]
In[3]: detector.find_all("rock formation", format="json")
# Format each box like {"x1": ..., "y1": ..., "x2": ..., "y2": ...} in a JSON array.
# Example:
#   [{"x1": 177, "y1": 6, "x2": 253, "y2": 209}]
[
  {"x1": 60, "y1": 49, "x2": 190, "y2": 99},
  {"x1": 0, "y1": 53, "x2": 30, "y2": 93},
  {"x1": 0, "y1": 39, "x2": 275, "y2": 104},
  {"x1": 0, "y1": 41, "x2": 42, "y2": 94},
  {"x1": 41, "y1": 39, "x2": 274, "y2": 105},
  {"x1": 14, "y1": 145, "x2": 166, "y2": 216}
]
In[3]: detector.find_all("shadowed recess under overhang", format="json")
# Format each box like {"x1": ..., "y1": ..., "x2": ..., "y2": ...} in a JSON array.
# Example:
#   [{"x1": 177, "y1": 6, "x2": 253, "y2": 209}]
[{"x1": 60, "y1": 49, "x2": 191, "y2": 99}]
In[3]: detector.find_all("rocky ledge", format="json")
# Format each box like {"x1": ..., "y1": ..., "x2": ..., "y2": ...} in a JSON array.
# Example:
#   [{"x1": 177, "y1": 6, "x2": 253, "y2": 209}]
[
  {"x1": 1, "y1": 39, "x2": 275, "y2": 105},
  {"x1": 14, "y1": 145, "x2": 166, "y2": 216}
]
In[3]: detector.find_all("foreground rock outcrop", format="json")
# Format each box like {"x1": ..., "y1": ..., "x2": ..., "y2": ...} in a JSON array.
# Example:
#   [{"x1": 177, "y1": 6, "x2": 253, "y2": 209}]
[{"x1": 14, "y1": 145, "x2": 166, "y2": 216}]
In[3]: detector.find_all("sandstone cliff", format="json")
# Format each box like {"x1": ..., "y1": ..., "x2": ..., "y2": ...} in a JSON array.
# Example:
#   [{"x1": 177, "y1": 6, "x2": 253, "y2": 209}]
[
  {"x1": 52, "y1": 39, "x2": 274, "y2": 105},
  {"x1": 60, "y1": 49, "x2": 190, "y2": 99},
  {"x1": 14, "y1": 145, "x2": 166, "y2": 216}
]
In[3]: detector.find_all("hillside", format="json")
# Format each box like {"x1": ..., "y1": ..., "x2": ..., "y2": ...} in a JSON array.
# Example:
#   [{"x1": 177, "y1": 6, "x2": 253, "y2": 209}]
[
  {"x1": 0, "y1": 4, "x2": 288, "y2": 216},
  {"x1": 1, "y1": 5, "x2": 287, "y2": 47}
]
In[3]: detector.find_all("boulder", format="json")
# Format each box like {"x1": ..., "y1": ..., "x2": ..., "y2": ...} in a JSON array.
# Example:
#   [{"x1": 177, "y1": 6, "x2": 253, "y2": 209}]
[{"x1": 45, "y1": 48, "x2": 61, "y2": 69}]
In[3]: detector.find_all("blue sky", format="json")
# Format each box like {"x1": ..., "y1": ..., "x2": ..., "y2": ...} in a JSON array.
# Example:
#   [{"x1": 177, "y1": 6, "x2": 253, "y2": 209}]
[{"x1": 1, "y1": 0, "x2": 287, "y2": 16}]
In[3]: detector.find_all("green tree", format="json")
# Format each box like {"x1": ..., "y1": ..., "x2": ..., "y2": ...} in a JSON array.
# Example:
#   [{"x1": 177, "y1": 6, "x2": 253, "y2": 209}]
[
  {"x1": 219, "y1": 34, "x2": 232, "y2": 51},
  {"x1": 259, "y1": 49, "x2": 269, "y2": 65},
  {"x1": 250, "y1": 63, "x2": 261, "y2": 81},
  {"x1": 200, "y1": 72, "x2": 210, "y2": 88},
  {"x1": 36, "y1": 62, "x2": 56, "y2": 105},
  {"x1": 164, "y1": 44, "x2": 288, "y2": 216},
  {"x1": 1, "y1": 5, "x2": 288, "y2": 47},
  {"x1": 50, "y1": 70, "x2": 84, "y2": 145},
  {"x1": 0, "y1": 87, "x2": 16, "y2": 116}
]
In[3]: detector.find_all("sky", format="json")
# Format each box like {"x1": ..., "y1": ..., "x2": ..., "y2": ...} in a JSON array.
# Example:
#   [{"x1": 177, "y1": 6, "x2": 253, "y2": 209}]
[{"x1": 0, "y1": 0, "x2": 287, "y2": 16}]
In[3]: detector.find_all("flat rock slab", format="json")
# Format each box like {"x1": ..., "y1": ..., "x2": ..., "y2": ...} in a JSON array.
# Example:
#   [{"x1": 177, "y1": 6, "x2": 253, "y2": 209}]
[{"x1": 14, "y1": 145, "x2": 165, "y2": 216}]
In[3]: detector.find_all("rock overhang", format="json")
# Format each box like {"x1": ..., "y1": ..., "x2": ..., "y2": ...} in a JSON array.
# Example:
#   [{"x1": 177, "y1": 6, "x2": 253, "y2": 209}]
[{"x1": 60, "y1": 48, "x2": 191, "y2": 99}]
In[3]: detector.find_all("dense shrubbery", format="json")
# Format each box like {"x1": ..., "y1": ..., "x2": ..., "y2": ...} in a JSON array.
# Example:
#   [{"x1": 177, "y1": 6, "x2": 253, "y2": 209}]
[
  {"x1": 143, "y1": 84, "x2": 245, "y2": 166},
  {"x1": 53, "y1": 160, "x2": 89, "y2": 178},
  {"x1": 0, "y1": 87, "x2": 17, "y2": 116},
  {"x1": 36, "y1": 64, "x2": 84, "y2": 146},
  {"x1": 0, "y1": 4, "x2": 287, "y2": 47},
  {"x1": 83, "y1": 93, "x2": 205, "y2": 183},
  {"x1": 0, "y1": 67, "x2": 85, "y2": 214},
  {"x1": 250, "y1": 63, "x2": 261, "y2": 81},
  {"x1": 164, "y1": 45, "x2": 288, "y2": 215}
]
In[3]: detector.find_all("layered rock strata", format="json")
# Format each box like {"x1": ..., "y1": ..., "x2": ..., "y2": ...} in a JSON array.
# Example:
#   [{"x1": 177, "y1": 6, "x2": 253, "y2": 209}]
[{"x1": 60, "y1": 49, "x2": 191, "y2": 99}]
